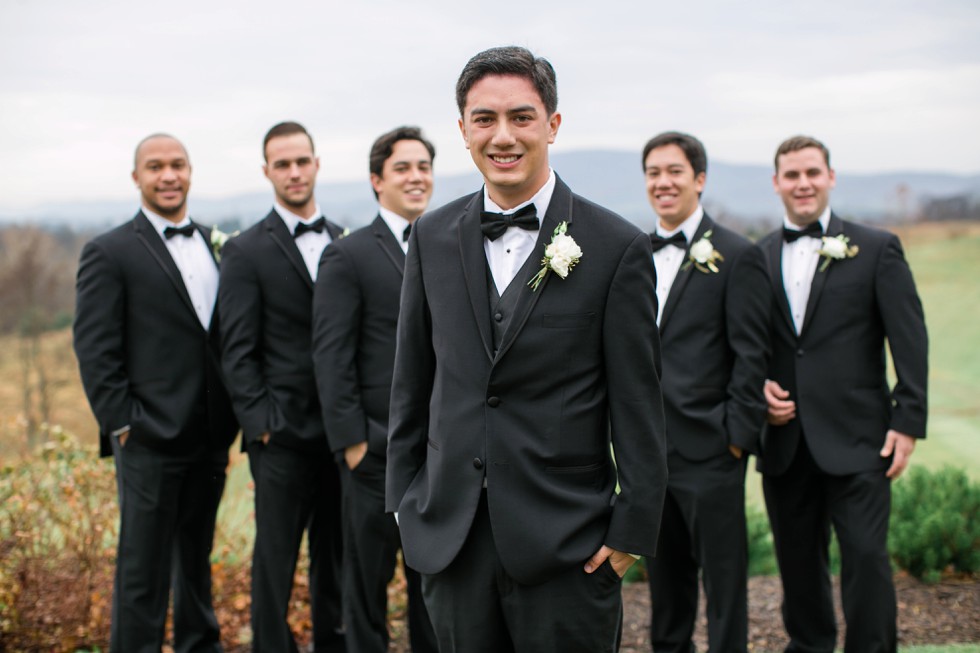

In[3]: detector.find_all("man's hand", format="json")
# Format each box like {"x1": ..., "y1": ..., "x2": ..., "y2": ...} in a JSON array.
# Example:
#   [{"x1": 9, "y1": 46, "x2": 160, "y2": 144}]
[
  {"x1": 260, "y1": 432, "x2": 270, "y2": 445},
  {"x1": 118, "y1": 430, "x2": 130, "y2": 447},
  {"x1": 881, "y1": 429, "x2": 916, "y2": 479},
  {"x1": 584, "y1": 545, "x2": 636, "y2": 578},
  {"x1": 729, "y1": 444, "x2": 743, "y2": 459},
  {"x1": 345, "y1": 441, "x2": 368, "y2": 471},
  {"x1": 764, "y1": 379, "x2": 796, "y2": 426}
]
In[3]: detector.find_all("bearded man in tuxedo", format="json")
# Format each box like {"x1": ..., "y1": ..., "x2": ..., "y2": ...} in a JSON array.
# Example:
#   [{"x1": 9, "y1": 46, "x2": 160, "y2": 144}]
[
  {"x1": 74, "y1": 134, "x2": 238, "y2": 652},
  {"x1": 218, "y1": 122, "x2": 346, "y2": 653},
  {"x1": 758, "y1": 135, "x2": 928, "y2": 653},
  {"x1": 385, "y1": 46, "x2": 668, "y2": 653}
]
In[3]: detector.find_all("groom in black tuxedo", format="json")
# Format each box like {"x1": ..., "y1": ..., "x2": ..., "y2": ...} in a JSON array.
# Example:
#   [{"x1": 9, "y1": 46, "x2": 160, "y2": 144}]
[
  {"x1": 312, "y1": 126, "x2": 438, "y2": 653},
  {"x1": 758, "y1": 135, "x2": 928, "y2": 653},
  {"x1": 642, "y1": 132, "x2": 770, "y2": 653},
  {"x1": 218, "y1": 122, "x2": 346, "y2": 653},
  {"x1": 385, "y1": 46, "x2": 668, "y2": 653},
  {"x1": 74, "y1": 134, "x2": 238, "y2": 652}
]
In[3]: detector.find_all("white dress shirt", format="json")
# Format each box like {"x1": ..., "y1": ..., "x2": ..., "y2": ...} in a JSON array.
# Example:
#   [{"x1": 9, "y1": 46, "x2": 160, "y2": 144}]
[
  {"x1": 781, "y1": 207, "x2": 831, "y2": 335},
  {"x1": 652, "y1": 206, "x2": 704, "y2": 326},
  {"x1": 483, "y1": 169, "x2": 556, "y2": 294},
  {"x1": 379, "y1": 207, "x2": 412, "y2": 254},
  {"x1": 143, "y1": 208, "x2": 218, "y2": 330},
  {"x1": 275, "y1": 201, "x2": 332, "y2": 281}
]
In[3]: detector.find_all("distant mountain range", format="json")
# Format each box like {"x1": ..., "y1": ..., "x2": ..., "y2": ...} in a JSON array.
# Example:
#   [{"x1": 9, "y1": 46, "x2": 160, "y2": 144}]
[{"x1": 4, "y1": 150, "x2": 979, "y2": 234}]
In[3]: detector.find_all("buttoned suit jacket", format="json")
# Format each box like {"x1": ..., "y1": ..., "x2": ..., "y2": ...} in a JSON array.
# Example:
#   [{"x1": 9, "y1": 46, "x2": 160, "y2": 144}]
[
  {"x1": 756, "y1": 213, "x2": 928, "y2": 476},
  {"x1": 74, "y1": 211, "x2": 238, "y2": 458},
  {"x1": 218, "y1": 209, "x2": 344, "y2": 453},
  {"x1": 658, "y1": 215, "x2": 771, "y2": 460},
  {"x1": 312, "y1": 215, "x2": 405, "y2": 456},
  {"x1": 386, "y1": 176, "x2": 668, "y2": 586}
]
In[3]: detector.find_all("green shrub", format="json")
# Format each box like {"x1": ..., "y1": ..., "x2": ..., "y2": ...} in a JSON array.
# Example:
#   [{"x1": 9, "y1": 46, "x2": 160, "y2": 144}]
[
  {"x1": 890, "y1": 465, "x2": 980, "y2": 582},
  {"x1": 746, "y1": 503, "x2": 778, "y2": 576}
]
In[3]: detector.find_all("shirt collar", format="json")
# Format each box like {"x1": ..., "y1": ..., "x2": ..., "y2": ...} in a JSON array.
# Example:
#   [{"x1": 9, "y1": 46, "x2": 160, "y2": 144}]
[
  {"x1": 378, "y1": 206, "x2": 412, "y2": 241},
  {"x1": 142, "y1": 206, "x2": 192, "y2": 239},
  {"x1": 656, "y1": 205, "x2": 704, "y2": 243},
  {"x1": 482, "y1": 168, "x2": 556, "y2": 223},
  {"x1": 274, "y1": 201, "x2": 323, "y2": 234},
  {"x1": 782, "y1": 207, "x2": 831, "y2": 234}
]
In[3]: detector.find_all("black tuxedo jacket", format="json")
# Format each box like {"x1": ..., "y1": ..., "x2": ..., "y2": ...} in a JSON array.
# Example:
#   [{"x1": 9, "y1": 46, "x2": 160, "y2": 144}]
[
  {"x1": 74, "y1": 211, "x2": 238, "y2": 458},
  {"x1": 658, "y1": 216, "x2": 771, "y2": 460},
  {"x1": 757, "y1": 214, "x2": 928, "y2": 476},
  {"x1": 386, "y1": 177, "x2": 668, "y2": 585},
  {"x1": 218, "y1": 209, "x2": 344, "y2": 453},
  {"x1": 312, "y1": 215, "x2": 405, "y2": 456}
]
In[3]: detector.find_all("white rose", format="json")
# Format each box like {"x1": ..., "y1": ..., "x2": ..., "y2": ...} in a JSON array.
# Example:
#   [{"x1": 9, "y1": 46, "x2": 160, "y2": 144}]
[
  {"x1": 821, "y1": 236, "x2": 847, "y2": 259},
  {"x1": 546, "y1": 233, "x2": 582, "y2": 279},
  {"x1": 689, "y1": 238, "x2": 714, "y2": 263}
]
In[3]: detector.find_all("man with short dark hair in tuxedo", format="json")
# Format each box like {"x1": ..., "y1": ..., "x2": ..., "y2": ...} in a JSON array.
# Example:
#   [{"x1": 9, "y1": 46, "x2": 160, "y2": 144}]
[
  {"x1": 218, "y1": 122, "x2": 346, "y2": 653},
  {"x1": 74, "y1": 133, "x2": 238, "y2": 652},
  {"x1": 758, "y1": 135, "x2": 928, "y2": 653},
  {"x1": 312, "y1": 125, "x2": 438, "y2": 653},
  {"x1": 385, "y1": 46, "x2": 668, "y2": 653},
  {"x1": 642, "y1": 131, "x2": 770, "y2": 653}
]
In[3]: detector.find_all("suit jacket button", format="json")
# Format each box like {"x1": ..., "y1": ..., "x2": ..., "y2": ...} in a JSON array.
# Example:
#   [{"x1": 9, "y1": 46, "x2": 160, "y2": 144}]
[
  {"x1": 473, "y1": 457, "x2": 484, "y2": 470},
  {"x1": 494, "y1": 312, "x2": 503, "y2": 322},
  {"x1": 487, "y1": 396, "x2": 500, "y2": 407},
  {"x1": 797, "y1": 349, "x2": 804, "y2": 357}
]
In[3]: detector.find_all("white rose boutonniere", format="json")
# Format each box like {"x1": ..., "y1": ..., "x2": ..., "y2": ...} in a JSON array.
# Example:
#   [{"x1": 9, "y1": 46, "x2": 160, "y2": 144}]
[
  {"x1": 683, "y1": 230, "x2": 724, "y2": 273},
  {"x1": 817, "y1": 234, "x2": 859, "y2": 272},
  {"x1": 528, "y1": 221, "x2": 582, "y2": 291},
  {"x1": 340, "y1": 227, "x2": 351, "y2": 239},
  {"x1": 210, "y1": 226, "x2": 238, "y2": 262}
]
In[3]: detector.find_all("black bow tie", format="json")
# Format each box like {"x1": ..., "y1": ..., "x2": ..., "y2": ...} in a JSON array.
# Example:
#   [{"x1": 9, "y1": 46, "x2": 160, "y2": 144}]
[
  {"x1": 164, "y1": 224, "x2": 196, "y2": 239},
  {"x1": 480, "y1": 204, "x2": 539, "y2": 241},
  {"x1": 294, "y1": 217, "x2": 326, "y2": 238},
  {"x1": 783, "y1": 222, "x2": 823, "y2": 243},
  {"x1": 402, "y1": 223, "x2": 412, "y2": 242},
  {"x1": 650, "y1": 232, "x2": 687, "y2": 253}
]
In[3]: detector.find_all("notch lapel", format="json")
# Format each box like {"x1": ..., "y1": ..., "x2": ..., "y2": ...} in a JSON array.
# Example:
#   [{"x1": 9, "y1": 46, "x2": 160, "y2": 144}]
[
  {"x1": 799, "y1": 213, "x2": 842, "y2": 337},
  {"x1": 765, "y1": 231, "x2": 796, "y2": 336},
  {"x1": 265, "y1": 211, "x2": 314, "y2": 290},
  {"x1": 371, "y1": 215, "x2": 406, "y2": 275},
  {"x1": 658, "y1": 215, "x2": 715, "y2": 333},
  {"x1": 133, "y1": 212, "x2": 199, "y2": 321},
  {"x1": 457, "y1": 194, "x2": 495, "y2": 361},
  {"x1": 493, "y1": 177, "x2": 573, "y2": 363}
]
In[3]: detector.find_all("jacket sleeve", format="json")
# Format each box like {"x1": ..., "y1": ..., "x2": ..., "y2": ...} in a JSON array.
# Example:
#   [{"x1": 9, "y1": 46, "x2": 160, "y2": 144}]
[
  {"x1": 312, "y1": 243, "x2": 367, "y2": 453},
  {"x1": 217, "y1": 236, "x2": 272, "y2": 442},
  {"x1": 602, "y1": 232, "x2": 668, "y2": 558}
]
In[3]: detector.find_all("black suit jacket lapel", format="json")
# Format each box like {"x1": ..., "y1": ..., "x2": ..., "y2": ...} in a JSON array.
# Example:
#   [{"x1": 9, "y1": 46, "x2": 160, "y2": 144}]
[
  {"x1": 265, "y1": 211, "x2": 314, "y2": 290},
  {"x1": 371, "y1": 215, "x2": 406, "y2": 275},
  {"x1": 133, "y1": 212, "x2": 199, "y2": 320},
  {"x1": 494, "y1": 177, "x2": 573, "y2": 363},
  {"x1": 800, "y1": 213, "x2": 842, "y2": 337},
  {"x1": 765, "y1": 231, "x2": 796, "y2": 336},
  {"x1": 658, "y1": 215, "x2": 713, "y2": 333},
  {"x1": 457, "y1": 194, "x2": 495, "y2": 361}
]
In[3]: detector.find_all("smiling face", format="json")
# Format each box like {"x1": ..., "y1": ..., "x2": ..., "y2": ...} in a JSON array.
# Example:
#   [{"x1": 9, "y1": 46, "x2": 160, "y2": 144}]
[
  {"x1": 458, "y1": 74, "x2": 560, "y2": 210},
  {"x1": 773, "y1": 146, "x2": 836, "y2": 226},
  {"x1": 371, "y1": 139, "x2": 433, "y2": 222},
  {"x1": 263, "y1": 132, "x2": 320, "y2": 218},
  {"x1": 132, "y1": 136, "x2": 191, "y2": 223},
  {"x1": 644, "y1": 143, "x2": 705, "y2": 230}
]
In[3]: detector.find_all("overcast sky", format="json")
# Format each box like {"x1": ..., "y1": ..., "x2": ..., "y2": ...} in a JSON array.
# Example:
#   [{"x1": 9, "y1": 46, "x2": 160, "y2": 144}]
[{"x1": 1, "y1": 0, "x2": 978, "y2": 210}]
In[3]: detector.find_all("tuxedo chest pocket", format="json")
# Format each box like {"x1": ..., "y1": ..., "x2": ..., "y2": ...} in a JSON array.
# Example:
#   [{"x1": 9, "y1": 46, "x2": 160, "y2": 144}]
[{"x1": 542, "y1": 312, "x2": 596, "y2": 329}]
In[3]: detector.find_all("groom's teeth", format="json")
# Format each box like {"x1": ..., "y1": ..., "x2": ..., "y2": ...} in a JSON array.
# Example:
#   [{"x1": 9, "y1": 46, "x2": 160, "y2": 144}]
[{"x1": 493, "y1": 155, "x2": 518, "y2": 163}]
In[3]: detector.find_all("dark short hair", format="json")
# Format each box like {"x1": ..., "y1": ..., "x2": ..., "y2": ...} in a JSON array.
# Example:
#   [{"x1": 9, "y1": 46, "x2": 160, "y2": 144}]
[
  {"x1": 368, "y1": 126, "x2": 436, "y2": 199},
  {"x1": 455, "y1": 46, "x2": 558, "y2": 116},
  {"x1": 263, "y1": 121, "x2": 314, "y2": 161},
  {"x1": 774, "y1": 135, "x2": 831, "y2": 171},
  {"x1": 641, "y1": 131, "x2": 707, "y2": 177}
]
